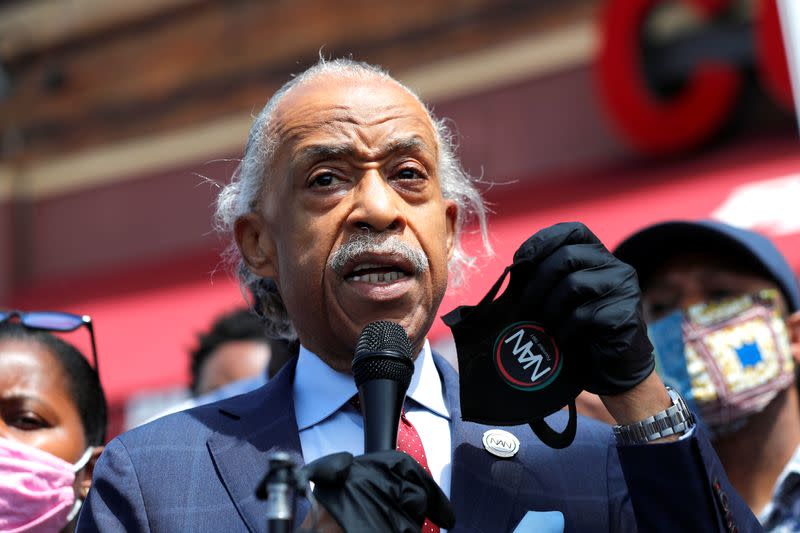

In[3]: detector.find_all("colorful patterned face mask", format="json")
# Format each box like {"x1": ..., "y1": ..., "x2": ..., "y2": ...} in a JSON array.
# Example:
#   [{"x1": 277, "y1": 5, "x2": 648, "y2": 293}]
[{"x1": 649, "y1": 289, "x2": 795, "y2": 436}]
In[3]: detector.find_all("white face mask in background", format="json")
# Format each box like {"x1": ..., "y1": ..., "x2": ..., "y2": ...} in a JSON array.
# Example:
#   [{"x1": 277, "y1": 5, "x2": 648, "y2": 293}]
[{"x1": 0, "y1": 437, "x2": 94, "y2": 533}]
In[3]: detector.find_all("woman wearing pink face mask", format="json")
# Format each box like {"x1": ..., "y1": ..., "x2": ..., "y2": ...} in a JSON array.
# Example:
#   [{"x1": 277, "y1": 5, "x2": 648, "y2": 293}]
[{"x1": 0, "y1": 317, "x2": 107, "y2": 533}]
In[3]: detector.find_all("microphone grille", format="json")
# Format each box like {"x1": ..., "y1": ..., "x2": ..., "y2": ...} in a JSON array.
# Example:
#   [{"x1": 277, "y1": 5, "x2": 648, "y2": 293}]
[
  {"x1": 352, "y1": 357, "x2": 413, "y2": 388},
  {"x1": 355, "y1": 320, "x2": 412, "y2": 359},
  {"x1": 352, "y1": 321, "x2": 414, "y2": 388}
]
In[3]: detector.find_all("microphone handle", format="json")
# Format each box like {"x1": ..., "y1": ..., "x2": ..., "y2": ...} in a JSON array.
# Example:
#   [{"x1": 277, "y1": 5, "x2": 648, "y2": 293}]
[
  {"x1": 263, "y1": 453, "x2": 297, "y2": 533},
  {"x1": 358, "y1": 378, "x2": 406, "y2": 453},
  {"x1": 267, "y1": 520, "x2": 292, "y2": 533}
]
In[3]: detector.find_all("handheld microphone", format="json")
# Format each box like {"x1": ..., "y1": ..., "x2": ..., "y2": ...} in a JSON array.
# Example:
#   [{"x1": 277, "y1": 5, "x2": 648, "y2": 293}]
[{"x1": 352, "y1": 321, "x2": 414, "y2": 452}]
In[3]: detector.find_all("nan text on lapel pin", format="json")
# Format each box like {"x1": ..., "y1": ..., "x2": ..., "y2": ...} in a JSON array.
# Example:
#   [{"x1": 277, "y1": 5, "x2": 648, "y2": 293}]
[{"x1": 482, "y1": 429, "x2": 520, "y2": 458}]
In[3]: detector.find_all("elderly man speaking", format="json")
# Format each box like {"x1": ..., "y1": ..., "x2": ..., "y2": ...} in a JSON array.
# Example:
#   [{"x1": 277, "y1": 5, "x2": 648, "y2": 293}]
[{"x1": 77, "y1": 59, "x2": 759, "y2": 532}]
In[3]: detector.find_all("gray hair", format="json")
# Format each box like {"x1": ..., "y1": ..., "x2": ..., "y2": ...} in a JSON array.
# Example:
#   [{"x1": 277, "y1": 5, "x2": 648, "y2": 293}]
[{"x1": 214, "y1": 58, "x2": 490, "y2": 340}]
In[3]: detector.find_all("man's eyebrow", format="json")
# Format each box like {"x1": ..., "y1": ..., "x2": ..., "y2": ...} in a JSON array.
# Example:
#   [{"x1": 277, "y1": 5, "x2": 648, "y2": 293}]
[
  {"x1": 381, "y1": 137, "x2": 429, "y2": 156},
  {"x1": 295, "y1": 144, "x2": 352, "y2": 165},
  {"x1": 294, "y1": 137, "x2": 432, "y2": 167}
]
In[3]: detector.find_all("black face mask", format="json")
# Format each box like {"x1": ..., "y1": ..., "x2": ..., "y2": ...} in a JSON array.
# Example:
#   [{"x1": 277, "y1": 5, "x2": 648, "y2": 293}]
[
  {"x1": 443, "y1": 222, "x2": 657, "y2": 449},
  {"x1": 442, "y1": 264, "x2": 581, "y2": 450}
]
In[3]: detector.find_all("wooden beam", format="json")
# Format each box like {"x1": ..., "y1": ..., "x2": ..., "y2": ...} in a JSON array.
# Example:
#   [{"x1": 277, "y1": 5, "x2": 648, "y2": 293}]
[
  {"x1": 403, "y1": 19, "x2": 595, "y2": 101},
  {"x1": 0, "y1": 13, "x2": 597, "y2": 201},
  {"x1": 0, "y1": 0, "x2": 204, "y2": 59},
  {"x1": 0, "y1": 0, "x2": 595, "y2": 163}
]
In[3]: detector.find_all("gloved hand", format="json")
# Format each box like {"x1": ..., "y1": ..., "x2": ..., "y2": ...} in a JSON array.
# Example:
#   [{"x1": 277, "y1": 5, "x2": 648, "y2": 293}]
[
  {"x1": 302, "y1": 451, "x2": 455, "y2": 533},
  {"x1": 510, "y1": 222, "x2": 655, "y2": 395}
]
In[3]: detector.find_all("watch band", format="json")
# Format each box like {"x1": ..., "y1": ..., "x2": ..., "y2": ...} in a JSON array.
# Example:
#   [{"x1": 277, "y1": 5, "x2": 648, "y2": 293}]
[{"x1": 612, "y1": 387, "x2": 695, "y2": 445}]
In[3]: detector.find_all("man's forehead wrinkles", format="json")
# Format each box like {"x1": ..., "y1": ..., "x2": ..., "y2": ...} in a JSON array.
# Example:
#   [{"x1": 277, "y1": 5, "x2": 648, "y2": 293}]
[
  {"x1": 284, "y1": 111, "x2": 426, "y2": 132},
  {"x1": 293, "y1": 136, "x2": 433, "y2": 166},
  {"x1": 276, "y1": 90, "x2": 431, "y2": 125},
  {"x1": 354, "y1": 105, "x2": 424, "y2": 126}
]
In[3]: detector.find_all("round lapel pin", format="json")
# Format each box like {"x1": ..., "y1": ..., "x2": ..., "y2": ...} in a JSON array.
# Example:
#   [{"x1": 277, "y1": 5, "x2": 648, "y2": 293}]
[{"x1": 482, "y1": 429, "x2": 520, "y2": 458}]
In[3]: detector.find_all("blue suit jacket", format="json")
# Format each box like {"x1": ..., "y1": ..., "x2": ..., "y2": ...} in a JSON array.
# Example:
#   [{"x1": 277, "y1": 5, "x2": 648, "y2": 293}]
[{"x1": 77, "y1": 354, "x2": 760, "y2": 532}]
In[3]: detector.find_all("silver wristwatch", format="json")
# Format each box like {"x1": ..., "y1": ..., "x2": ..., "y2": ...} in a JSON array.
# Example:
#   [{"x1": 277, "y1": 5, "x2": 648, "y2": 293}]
[{"x1": 612, "y1": 387, "x2": 695, "y2": 445}]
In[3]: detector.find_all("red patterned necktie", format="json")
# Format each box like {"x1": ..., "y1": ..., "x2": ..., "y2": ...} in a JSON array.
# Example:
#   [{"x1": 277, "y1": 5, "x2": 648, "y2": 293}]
[{"x1": 350, "y1": 396, "x2": 440, "y2": 533}]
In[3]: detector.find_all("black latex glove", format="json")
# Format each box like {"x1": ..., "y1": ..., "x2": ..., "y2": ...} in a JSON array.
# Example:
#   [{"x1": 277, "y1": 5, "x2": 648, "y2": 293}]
[
  {"x1": 302, "y1": 451, "x2": 455, "y2": 533},
  {"x1": 511, "y1": 222, "x2": 655, "y2": 395}
]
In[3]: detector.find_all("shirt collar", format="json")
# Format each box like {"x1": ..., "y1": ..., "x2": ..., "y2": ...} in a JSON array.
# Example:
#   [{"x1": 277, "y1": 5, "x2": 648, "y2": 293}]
[
  {"x1": 293, "y1": 339, "x2": 449, "y2": 431},
  {"x1": 407, "y1": 340, "x2": 450, "y2": 419}
]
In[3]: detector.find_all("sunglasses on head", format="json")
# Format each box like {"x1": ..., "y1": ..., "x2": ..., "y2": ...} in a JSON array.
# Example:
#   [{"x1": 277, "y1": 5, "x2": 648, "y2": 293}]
[{"x1": 0, "y1": 310, "x2": 99, "y2": 373}]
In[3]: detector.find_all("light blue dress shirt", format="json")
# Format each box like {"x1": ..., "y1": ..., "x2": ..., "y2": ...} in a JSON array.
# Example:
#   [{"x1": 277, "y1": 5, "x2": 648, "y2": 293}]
[{"x1": 293, "y1": 340, "x2": 453, "y2": 498}]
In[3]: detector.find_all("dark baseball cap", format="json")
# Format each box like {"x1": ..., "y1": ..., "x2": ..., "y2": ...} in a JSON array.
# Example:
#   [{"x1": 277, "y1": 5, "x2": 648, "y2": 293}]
[{"x1": 613, "y1": 220, "x2": 800, "y2": 313}]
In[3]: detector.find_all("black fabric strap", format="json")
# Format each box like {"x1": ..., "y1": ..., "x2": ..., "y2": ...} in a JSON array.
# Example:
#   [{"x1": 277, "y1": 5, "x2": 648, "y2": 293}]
[{"x1": 528, "y1": 400, "x2": 577, "y2": 449}]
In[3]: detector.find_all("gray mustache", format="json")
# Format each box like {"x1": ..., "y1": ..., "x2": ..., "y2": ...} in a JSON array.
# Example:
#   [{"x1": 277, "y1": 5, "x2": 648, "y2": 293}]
[{"x1": 329, "y1": 234, "x2": 429, "y2": 275}]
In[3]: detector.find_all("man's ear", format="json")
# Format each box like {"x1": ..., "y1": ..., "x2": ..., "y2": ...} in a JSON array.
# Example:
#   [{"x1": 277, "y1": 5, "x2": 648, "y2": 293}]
[
  {"x1": 235, "y1": 213, "x2": 278, "y2": 279},
  {"x1": 788, "y1": 311, "x2": 800, "y2": 364},
  {"x1": 444, "y1": 200, "x2": 458, "y2": 261},
  {"x1": 79, "y1": 446, "x2": 104, "y2": 499}
]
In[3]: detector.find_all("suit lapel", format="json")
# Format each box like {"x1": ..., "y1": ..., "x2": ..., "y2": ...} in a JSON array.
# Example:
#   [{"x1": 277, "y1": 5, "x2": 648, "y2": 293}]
[
  {"x1": 206, "y1": 351, "x2": 524, "y2": 532},
  {"x1": 207, "y1": 357, "x2": 310, "y2": 533},
  {"x1": 434, "y1": 354, "x2": 524, "y2": 532}
]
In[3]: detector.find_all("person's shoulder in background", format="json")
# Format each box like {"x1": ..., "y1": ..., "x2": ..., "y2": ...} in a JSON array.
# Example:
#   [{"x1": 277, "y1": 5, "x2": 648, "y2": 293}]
[{"x1": 139, "y1": 372, "x2": 268, "y2": 427}]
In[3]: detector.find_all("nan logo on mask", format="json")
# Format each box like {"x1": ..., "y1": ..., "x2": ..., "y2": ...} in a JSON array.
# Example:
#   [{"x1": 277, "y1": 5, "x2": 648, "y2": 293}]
[{"x1": 494, "y1": 322, "x2": 561, "y2": 391}]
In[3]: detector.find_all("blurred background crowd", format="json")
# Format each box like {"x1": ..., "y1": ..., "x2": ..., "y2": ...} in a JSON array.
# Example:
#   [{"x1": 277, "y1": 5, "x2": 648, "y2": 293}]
[{"x1": 0, "y1": 0, "x2": 798, "y2": 481}]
